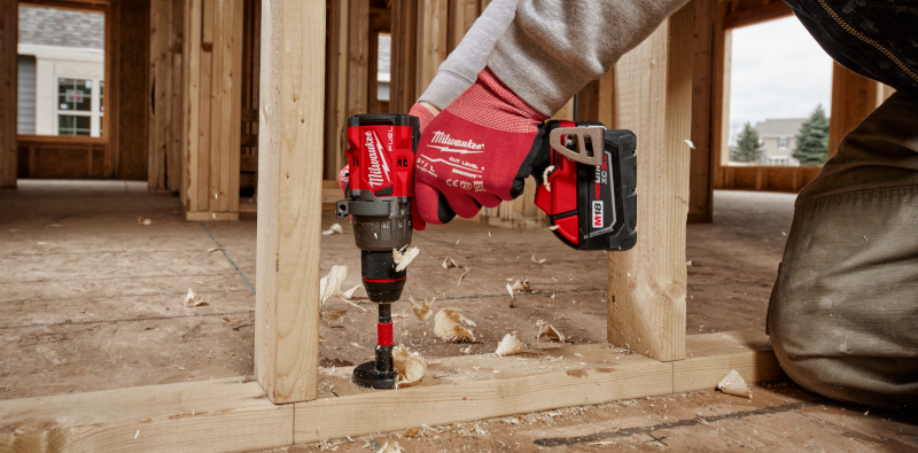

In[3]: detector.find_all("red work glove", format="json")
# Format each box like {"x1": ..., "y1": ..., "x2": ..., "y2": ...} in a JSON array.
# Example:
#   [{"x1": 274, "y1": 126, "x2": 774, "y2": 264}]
[
  {"x1": 338, "y1": 102, "x2": 439, "y2": 196},
  {"x1": 413, "y1": 68, "x2": 549, "y2": 229}
]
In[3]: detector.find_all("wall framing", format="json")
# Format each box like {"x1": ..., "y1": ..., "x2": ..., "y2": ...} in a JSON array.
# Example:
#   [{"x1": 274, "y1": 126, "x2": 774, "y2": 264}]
[{"x1": 0, "y1": 1, "x2": 793, "y2": 451}]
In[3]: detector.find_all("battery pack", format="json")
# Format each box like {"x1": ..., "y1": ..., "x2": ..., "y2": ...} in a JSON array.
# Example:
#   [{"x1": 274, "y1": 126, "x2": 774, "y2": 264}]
[{"x1": 534, "y1": 120, "x2": 637, "y2": 251}]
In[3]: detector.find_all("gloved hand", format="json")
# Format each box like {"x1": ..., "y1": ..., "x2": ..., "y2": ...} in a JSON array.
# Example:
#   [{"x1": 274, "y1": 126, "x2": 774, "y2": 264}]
[
  {"x1": 413, "y1": 68, "x2": 549, "y2": 230},
  {"x1": 337, "y1": 102, "x2": 440, "y2": 196}
]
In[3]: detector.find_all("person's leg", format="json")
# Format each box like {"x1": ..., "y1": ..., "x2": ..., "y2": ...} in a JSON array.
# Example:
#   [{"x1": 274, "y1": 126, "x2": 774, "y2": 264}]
[{"x1": 767, "y1": 91, "x2": 918, "y2": 410}]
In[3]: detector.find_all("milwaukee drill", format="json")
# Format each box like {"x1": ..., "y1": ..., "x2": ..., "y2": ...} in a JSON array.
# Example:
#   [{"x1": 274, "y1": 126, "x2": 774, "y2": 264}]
[
  {"x1": 336, "y1": 114, "x2": 635, "y2": 390},
  {"x1": 336, "y1": 113, "x2": 420, "y2": 389}
]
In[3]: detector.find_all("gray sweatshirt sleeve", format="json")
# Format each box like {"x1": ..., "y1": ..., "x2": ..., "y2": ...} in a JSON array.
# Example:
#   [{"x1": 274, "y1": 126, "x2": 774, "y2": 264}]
[
  {"x1": 417, "y1": 0, "x2": 520, "y2": 110},
  {"x1": 487, "y1": 0, "x2": 691, "y2": 116}
]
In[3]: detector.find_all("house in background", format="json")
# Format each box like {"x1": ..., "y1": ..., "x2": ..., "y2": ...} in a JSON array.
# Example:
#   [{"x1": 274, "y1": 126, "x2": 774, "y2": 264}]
[
  {"x1": 17, "y1": 6, "x2": 105, "y2": 137},
  {"x1": 752, "y1": 118, "x2": 806, "y2": 166}
]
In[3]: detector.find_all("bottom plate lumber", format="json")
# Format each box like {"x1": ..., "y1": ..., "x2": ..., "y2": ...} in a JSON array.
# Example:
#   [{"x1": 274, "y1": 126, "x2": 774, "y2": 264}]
[{"x1": 0, "y1": 377, "x2": 292, "y2": 453}]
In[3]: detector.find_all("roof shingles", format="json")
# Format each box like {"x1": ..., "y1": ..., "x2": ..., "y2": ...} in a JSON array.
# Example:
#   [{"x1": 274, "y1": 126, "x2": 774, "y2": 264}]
[{"x1": 19, "y1": 6, "x2": 105, "y2": 50}]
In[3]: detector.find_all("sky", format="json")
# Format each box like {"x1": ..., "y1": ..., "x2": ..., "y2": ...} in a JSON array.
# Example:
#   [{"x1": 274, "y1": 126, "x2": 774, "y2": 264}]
[{"x1": 729, "y1": 17, "x2": 833, "y2": 142}]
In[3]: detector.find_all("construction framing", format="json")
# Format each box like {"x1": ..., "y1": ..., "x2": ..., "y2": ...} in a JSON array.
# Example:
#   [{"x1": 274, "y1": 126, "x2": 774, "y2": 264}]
[{"x1": 0, "y1": 0, "x2": 803, "y2": 451}]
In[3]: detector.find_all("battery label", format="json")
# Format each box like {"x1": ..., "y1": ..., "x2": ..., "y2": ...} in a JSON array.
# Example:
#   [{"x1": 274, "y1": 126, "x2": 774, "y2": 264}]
[{"x1": 592, "y1": 200, "x2": 604, "y2": 228}]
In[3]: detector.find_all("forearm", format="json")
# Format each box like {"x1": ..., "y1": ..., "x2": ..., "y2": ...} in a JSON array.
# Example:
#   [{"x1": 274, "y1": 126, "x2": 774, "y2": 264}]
[
  {"x1": 487, "y1": 0, "x2": 691, "y2": 116},
  {"x1": 418, "y1": 0, "x2": 520, "y2": 110}
]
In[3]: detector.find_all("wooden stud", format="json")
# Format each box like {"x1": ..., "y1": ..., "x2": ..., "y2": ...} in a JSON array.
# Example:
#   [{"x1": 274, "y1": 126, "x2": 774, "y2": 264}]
[
  {"x1": 712, "y1": 17, "x2": 731, "y2": 189},
  {"x1": 116, "y1": 0, "x2": 151, "y2": 181},
  {"x1": 184, "y1": 0, "x2": 203, "y2": 211},
  {"x1": 202, "y1": 0, "x2": 214, "y2": 47},
  {"x1": 687, "y1": 0, "x2": 716, "y2": 224},
  {"x1": 0, "y1": 0, "x2": 16, "y2": 188},
  {"x1": 390, "y1": 0, "x2": 418, "y2": 113},
  {"x1": 416, "y1": 0, "x2": 448, "y2": 96},
  {"x1": 323, "y1": 0, "x2": 348, "y2": 180},
  {"x1": 149, "y1": 0, "x2": 172, "y2": 191},
  {"x1": 607, "y1": 4, "x2": 694, "y2": 362},
  {"x1": 722, "y1": 0, "x2": 792, "y2": 30},
  {"x1": 447, "y1": 0, "x2": 478, "y2": 52},
  {"x1": 255, "y1": 0, "x2": 326, "y2": 404},
  {"x1": 828, "y1": 62, "x2": 879, "y2": 159},
  {"x1": 169, "y1": 0, "x2": 185, "y2": 192},
  {"x1": 346, "y1": 0, "x2": 370, "y2": 118}
]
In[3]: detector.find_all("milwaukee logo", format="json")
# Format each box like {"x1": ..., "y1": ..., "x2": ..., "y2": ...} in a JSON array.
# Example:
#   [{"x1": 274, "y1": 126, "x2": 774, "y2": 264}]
[
  {"x1": 365, "y1": 130, "x2": 391, "y2": 187},
  {"x1": 430, "y1": 131, "x2": 485, "y2": 153}
]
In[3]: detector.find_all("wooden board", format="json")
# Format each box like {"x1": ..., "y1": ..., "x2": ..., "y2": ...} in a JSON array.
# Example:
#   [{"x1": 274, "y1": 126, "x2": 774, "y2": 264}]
[
  {"x1": 118, "y1": 0, "x2": 151, "y2": 181},
  {"x1": 149, "y1": 0, "x2": 171, "y2": 191},
  {"x1": 323, "y1": 0, "x2": 349, "y2": 180},
  {"x1": 688, "y1": 0, "x2": 716, "y2": 224},
  {"x1": 345, "y1": 0, "x2": 369, "y2": 119},
  {"x1": 607, "y1": 4, "x2": 693, "y2": 362},
  {"x1": 0, "y1": 330, "x2": 784, "y2": 451},
  {"x1": 447, "y1": 0, "x2": 478, "y2": 52},
  {"x1": 722, "y1": 0, "x2": 793, "y2": 30},
  {"x1": 254, "y1": 0, "x2": 326, "y2": 404},
  {"x1": 828, "y1": 62, "x2": 880, "y2": 159},
  {"x1": 715, "y1": 165, "x2": 821, "y2": 192},
  {"x1": 711, "y1": 12, "x2": 731, "y2": 189},
  {"x1": 415, "y1": 0, "x2": 449, "y2": 96},
  {"x1": 0, "y1": 377, "x2": 293, "y2": 453},
  {"x1": 390, "y1": 0, "x2": 418, "y2": 113},
  {"x1": 0, "y1": 0, "x2": 17, "y2": 188}
]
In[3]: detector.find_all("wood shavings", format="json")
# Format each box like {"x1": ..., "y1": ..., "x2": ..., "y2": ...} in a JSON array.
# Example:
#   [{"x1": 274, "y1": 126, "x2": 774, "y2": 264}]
[
  {"x1": 393, "y1": 246, "x2": 420, "y2": 272},
  {"x1": 321, "y1": 223, "x2": 344, "y2": 235},
  {"x1": 548, "y1": 225, "x2": 559, "y2": 231},
  {"x1": 536, "y1": 320, "x2": 565, "y2": 343},
  {"x1": 222, "y1": 316, "x2": 245, "y2": 323},
  {"x1": 717, "y1": 369, "x2": 752, "y2": 399},
  {"x1": 392, "y1": 344, "x2": 426, "y2": 387},
  {"x1": 542, "y1": 165, "x2": 556, "y2": 191},
  {"x1": 409, "y1": 296, "x2": 435, "y2": 321},
  {"x1": 376, "y1": 441, "x2": 403, "y2": 453},
  {"x1": 495, "y1": 333, "x2": 524, "y2": 356},
  {"x1": 321, "y1": 309, "x2": 347, "y2": 321},
  {"x1": 686, "y1": 260, "x2": 693, "y2": 266},
  {"x1": 434, "y1": 308, "x2": 476, "y2": 342},
  {"x1": 319, "y1": 265, "x2": 348, "y2": 304},
  {"x1": 320, "y1": 267, "x2": 367, "y2": 312},
  {"x1": 506, "y1": 283, "x2": 515, "y2": 300},
  {"x1": 207, "y1": 247, "x2": 221, "y2": 253},
  {"x1": 442, "y1": 257, "x2": 460, "y2": 268},
  {"x1": 137, "y1": 217, "x2": 152, "y2": 226},
  {"x1": 511, "y1": 279, "x2": 532, "y2": 293},
  {"x1": 182, "y1": 288, "x2": 208, "y2": 307},
  {"x1": 530, "y1": 255, "x2": 546, "y2": 264},
  {"x1": 685, "y1": 139, "x2": 695, "y2": 149},
  {"x1": 458, "y1": 267, "x2": 471, "y2": 285},
  {"x1": 403, "y1": 428, "x2": 420, "y2": 438}
]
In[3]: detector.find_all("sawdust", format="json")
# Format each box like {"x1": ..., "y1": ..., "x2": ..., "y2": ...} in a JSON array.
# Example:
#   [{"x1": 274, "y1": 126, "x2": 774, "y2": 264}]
[
  {"x1": 542, "y1": 165, "x2": 555, "y2": 191},
  {"x1": 321, "y1": 309, "x2": 347, "y2": 321},
  {"x1": 494, "y1": 333, "x2": 524, "y2": 356},
  {"x1": 137, "y1": 217, "x2": 152, "y2": 226},
  {"x1": 506, "y1": 283, "x2": 515, "y2": 300},
  {"x1": 511, "y1": 279, "x2": 532, "y2": 293},
  {"x1": 717, "y1": 369, "x2": 752, "y2": 399},
  {"x1": 409, "y1": 296, "x2": 435, "y2": 321},
  {"x1": 392, "y1": 344, "x2": 426, "y2": 387},
  {"x1": 182, "y1": 288, "x2": 207, "y2": 307},
  {"x1": 530, "y1": 255, "x2": 547, "y2": 264},
  {"x1": 536, "y1": 320, "x2": 565, "y2": 343},
  {"x1": 321, "y1": 224, "x2": 344, "y2": 236},
  {"x1": 376, "y1": 441, "x2": 403, "y2": 453},
  {"x1": 434, "y1": 308, "x2": 476, "y2": 342},
  {"x1": 221, "y1": 316, "x2": 245, "y2": 323},
  {"x1": 548, "y1": 225, "x2": 559, "y2": 231},
  {"x1": 319, "y1": 266, "x2": 367, "y2": 312},
  {"x1": 393, "y1": 246, "x2": 420, "y2": 272},
  {"x1": 442, "y1": 257, "x2": 459, "y2": 269}
]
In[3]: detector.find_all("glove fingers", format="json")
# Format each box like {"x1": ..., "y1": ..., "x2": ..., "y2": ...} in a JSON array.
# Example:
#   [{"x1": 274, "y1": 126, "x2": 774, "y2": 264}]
[
  {"x1": 473, "y1": 192, "x2": 502, "y2": 209},
  {"x1": 415, "y1": 182, "x2": 455, "y2": 226},
  {"x1": 445, "y1": 192, "x2": 483, "y2": 219}
]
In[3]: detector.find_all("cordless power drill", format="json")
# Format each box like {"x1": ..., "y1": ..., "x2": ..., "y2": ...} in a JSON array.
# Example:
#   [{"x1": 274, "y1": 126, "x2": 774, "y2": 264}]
[{"x1": 336, "y1": 114, "x2": 635, "y2": 390}]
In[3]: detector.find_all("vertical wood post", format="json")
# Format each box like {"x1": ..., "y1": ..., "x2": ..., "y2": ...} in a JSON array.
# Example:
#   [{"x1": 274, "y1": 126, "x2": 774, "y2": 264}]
[
  {"x1": 323, "y1": 0, "x2": 348, "y2": 180},
  {"x1": 149, "y1": 0, "x2": 172, "y2": 191},
  {"x1": 416, "y1": 0, "x2": 448, "y2": 96},
  {"x1": 607, "y1": 4, "x2": 693, "y2": 362},
  {"x1": 711, "y1": 16, "x2": 731, "y2": 189},
  {"x1": 447, "y1": 0, "x2": 478, "y2": 52},
  {"x1": 687, "y1": 0, "x2": 716, "y2": 224},
  {"x1": 828, "y1": 62, "x2": 879, "y2": 159},
  {"x1": 255, "y1": 0, "x2": 326, "y2": 404},
  {"x1": 0, "y1": 0, "x2": 16, "y2": 188},
  {"x1": 345, "y1": 0, "x2": 369, "y2": 119},
  {"x1": 390, "y1": 0, "x2": 418, "y2": 113}
]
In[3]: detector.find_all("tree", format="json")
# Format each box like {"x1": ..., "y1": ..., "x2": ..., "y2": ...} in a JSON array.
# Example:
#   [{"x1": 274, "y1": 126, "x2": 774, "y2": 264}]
[
  {"x1": 731, "y1": 122, "x2": 764, "y2": 163},
  {"x1": 793, "y1": 104, "x2": 830, "y2": 165}
]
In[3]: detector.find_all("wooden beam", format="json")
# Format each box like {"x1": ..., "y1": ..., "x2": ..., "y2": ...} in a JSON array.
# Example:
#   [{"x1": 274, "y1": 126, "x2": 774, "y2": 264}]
[
  {"x1": 169, "y1": 0, "x2": 185, "y2": 192},
  {"x1": 116, "y1": 0, "x2": 151, "y2": 181},
  {"x1": 323, "y1": 0, "x2": 348, "y2": 180},
  {"x1": 828, "y1": 62, "x2": 880, "y2": 159},
  {"x1": 607, "y1": 3, "x2": 694, "y2": 362},
  {"x1": 183, "y1": 0, "x2": 203, "y2": 210},
  {"x1": 0, "y1": 331, "x2": 782, "y2": 451},
  {"x1": 346, "y1": 0, "x2": 369, "y2": 118},
  {"x1": 447, "y1": 0, "x2": 478, "y2": 52},
  {"x1": 0, "y1": 0, "x2": 17, "y2": 188},
  {"x1": 415, "y1": 0, "x2": 448, "y2": 96},
  {"x1": 688, "y1": 0, "x2": 717, "y2": 224},
  {"x1": 722, "y1": 0, "x2": 792, "y2": 30},
  {"x1": 149, "y1": 0, "x2": 172, "y2": 191},
  {"x1": 255, "y1": 0, "x2": 326, "y2": 404},
  {"x1": 712, "y1": 13, "x2": 732, "y2": 189},
  {"x1": 0, "y1": 377, "x2": 293, "y2": 453},
  {"x1": 390, "y1": 0, "x2": 418, "y2": 113}
]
